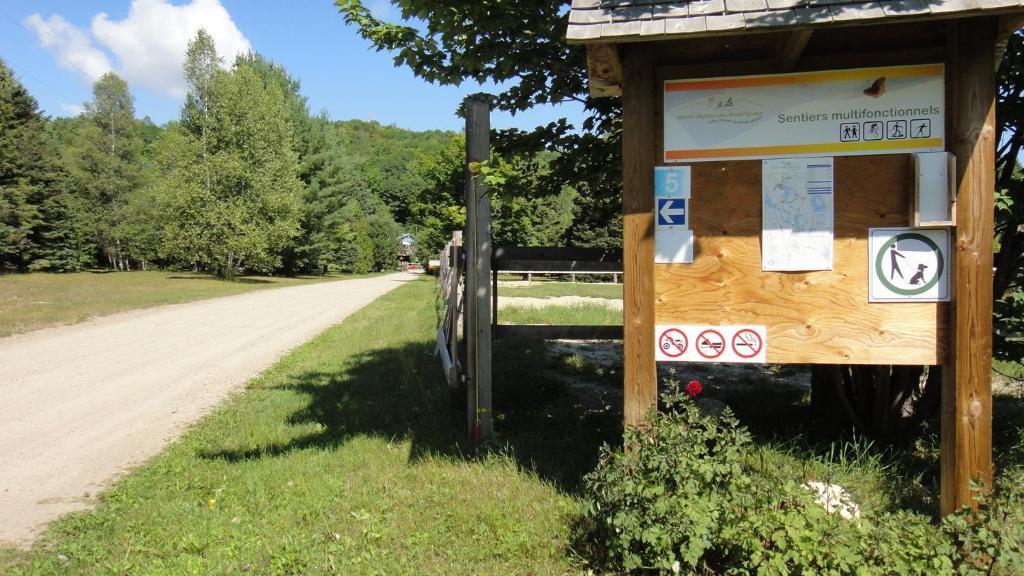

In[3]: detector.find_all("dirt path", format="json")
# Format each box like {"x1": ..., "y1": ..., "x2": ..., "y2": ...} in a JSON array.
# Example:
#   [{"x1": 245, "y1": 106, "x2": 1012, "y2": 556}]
[{"x1": 0, "y1": 272, "x2": 415, "y2": 548}]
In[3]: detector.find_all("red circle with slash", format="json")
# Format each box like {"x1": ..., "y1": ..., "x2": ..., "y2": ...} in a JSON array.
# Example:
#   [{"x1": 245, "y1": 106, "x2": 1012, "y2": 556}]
[
  {"x1": 732, "y1": 329, "x2": 763, "y2": 358},
  {"x1": 658, "y1": 328, "x2": 688, "y2": 358},
  {"x1": 696, "y1": 329, "x2": 725, "y2": 359}
]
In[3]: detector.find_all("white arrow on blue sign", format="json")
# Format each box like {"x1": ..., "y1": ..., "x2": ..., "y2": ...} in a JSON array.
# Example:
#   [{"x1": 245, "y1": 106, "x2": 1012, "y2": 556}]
[{"x1": 657, "y1": 198, "x2": 687, "y2": 227}]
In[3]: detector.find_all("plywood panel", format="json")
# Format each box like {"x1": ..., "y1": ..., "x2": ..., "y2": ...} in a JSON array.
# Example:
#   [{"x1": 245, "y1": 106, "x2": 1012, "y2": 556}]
[{"x1": 654, "y1": 155, "x2": 949, "y2": 365}]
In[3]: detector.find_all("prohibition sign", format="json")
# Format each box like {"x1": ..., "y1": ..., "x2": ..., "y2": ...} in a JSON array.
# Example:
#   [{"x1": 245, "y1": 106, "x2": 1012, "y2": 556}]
[
  {"x1": 658, "y1": 328, "x2": 688, "y2": 358},
  {"x1": 732, "y1": 329, "x2": 763, "y2": 358},
  {"x1": 696, "y1": 329, "x2": 725, "y2": 359}
]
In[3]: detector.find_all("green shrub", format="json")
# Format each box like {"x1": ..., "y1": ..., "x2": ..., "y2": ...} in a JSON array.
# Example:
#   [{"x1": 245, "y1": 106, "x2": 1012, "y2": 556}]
[
  {"x1": 580, "y1": 381, "x2": 957, "y2": 575},
  {"x1": 582, "y1": 382, "x2": 752, "y2": 572},
  {"x1": 943, "y1": 452, "x2": 1024, "y2": 575}
]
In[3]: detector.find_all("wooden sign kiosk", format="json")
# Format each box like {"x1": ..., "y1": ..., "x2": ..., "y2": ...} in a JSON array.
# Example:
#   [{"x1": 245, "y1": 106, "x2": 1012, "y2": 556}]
[{"x1": 568, "y1": 0, "x2": 1024, "y2": 514}]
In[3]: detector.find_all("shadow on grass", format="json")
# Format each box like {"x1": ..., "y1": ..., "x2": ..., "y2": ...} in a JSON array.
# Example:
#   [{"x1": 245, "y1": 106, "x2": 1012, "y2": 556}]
[{"x1": 199, "y1": 338, "x2": 622, "y2": 495}]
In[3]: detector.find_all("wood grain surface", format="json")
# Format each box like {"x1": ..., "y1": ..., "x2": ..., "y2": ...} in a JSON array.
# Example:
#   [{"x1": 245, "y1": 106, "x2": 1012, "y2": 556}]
[
  {"x1": 654, "y1": 156, "x2": 949, "y2": 365},
  {"x1": 622, "y1": 45, "x2": 658, "y2": 426}
]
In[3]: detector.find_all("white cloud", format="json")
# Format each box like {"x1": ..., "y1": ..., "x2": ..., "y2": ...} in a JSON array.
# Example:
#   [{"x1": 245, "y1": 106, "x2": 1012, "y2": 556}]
[
  {"x1": 26, "y1": 0, "x2": 251, "y2": 99},
  {"x1": 92, "y1": 0, "x2": 251, "y2": 98},
  {"x1": 60, "y1": 103, "x2": 85, "y2": 116},
  {"x1": 25, "y1": 14, "x2": 113, "y2": 83}
]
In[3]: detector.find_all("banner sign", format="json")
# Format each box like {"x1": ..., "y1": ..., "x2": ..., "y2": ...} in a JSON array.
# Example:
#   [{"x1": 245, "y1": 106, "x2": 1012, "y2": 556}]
[{"x1": 664, "y1": 64, "x2": 945, "y2": 162}]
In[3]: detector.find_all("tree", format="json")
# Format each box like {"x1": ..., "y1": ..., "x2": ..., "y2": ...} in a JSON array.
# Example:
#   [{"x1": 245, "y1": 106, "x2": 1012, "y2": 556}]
[
  {"x1": 994, "y1": 32, "x2": 1024, "y2": 364},
  {"x1": 60, "y1": 72, "x2": 148, "y2": 269},
  {"x1": 336, "y1": 0, "x2": 623, "y2": 249},
  {"x1": 182, "y1": 28, "x2": 220, "y2": 197},
  {"x1": 365, "y1": 200, "x2": 403, "y2": 271},
  {"x1": 157, "y1": 33, "x2": 302, "y2": 277},
  {"x1": 408, "y1": 135, "x2": 466, "y2": 258},
  {"x1": 0, "y1": 58, "x2": 79, "y2": 272}
]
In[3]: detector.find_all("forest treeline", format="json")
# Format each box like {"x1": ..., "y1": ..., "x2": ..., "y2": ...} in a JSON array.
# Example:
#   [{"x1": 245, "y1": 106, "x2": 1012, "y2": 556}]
[{"x1": 1, "y1": 29, "x2": 587, "y2": 277}]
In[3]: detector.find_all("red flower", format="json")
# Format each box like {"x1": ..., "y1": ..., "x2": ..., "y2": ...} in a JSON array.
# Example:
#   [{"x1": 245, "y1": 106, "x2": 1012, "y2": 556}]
[{"x1": 686, "y1": 380, "x2": 703, "y2": 398}]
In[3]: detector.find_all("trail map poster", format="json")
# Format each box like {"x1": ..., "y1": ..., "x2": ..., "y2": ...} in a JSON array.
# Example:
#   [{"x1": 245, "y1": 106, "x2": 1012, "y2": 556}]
[
  {"x1": 664, "y1": 64, "x2": 945, "y2": 162},
  {"x1": 762, "y1": 157, "x2": 834, "y2": 271}
]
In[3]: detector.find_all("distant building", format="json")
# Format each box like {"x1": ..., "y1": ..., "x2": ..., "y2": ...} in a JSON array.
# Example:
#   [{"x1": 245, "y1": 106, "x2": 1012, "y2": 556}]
[{"x1": 398, "y1": 233, "x2": 416, "y2": 262}]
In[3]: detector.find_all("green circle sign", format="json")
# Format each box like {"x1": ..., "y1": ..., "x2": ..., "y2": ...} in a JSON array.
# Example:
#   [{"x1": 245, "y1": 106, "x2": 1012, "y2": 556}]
[{"x1": 874, "y1": 232, "x2": 944, "y2": 296}]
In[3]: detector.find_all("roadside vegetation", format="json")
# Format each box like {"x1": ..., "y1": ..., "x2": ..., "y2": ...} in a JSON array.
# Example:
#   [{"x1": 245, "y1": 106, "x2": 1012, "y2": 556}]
[{"x1": 0, "y1": 271, "x2": 368, "y2": 337}]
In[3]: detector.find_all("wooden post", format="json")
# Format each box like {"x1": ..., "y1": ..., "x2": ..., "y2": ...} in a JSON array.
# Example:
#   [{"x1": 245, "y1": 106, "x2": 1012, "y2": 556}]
[
  {"x1": 465, "y1": 95, "x2": 493, "y2": 441},
  {"x1": 941, "y1": 18, "x2": 996, "y2": 515},
  {"x1": 621, "y1": 45, "x2": 657, "y2": 427}
]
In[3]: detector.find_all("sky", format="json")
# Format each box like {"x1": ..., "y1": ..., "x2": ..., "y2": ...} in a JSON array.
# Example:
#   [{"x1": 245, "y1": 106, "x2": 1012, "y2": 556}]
[{"x1": 0, "y1": 0, "x2": 583, "y2": 132}]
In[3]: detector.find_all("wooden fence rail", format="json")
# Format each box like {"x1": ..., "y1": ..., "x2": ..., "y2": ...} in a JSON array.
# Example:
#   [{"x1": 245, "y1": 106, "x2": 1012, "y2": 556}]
[
  {"x1": 491, "y1": 245, "x2": 624, "y2": 341},
  {"x1": 435, "y1": 232, "x2": 463, "y2": 388}
]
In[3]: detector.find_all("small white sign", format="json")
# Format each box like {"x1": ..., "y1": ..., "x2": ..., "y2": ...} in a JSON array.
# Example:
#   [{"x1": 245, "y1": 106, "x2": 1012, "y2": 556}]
[
  {"x1": 869, "y1": 228, "x2": 950, "y2": 302},
  {"x1": 655, "y1": 166, "x2": 691, "y2": 198},
  {"x1": 655, "y1": 325, "x2": 767, "y2": 363},
  {"x1": 655, "y1": 228, "x2": 693, "y2": 264}
]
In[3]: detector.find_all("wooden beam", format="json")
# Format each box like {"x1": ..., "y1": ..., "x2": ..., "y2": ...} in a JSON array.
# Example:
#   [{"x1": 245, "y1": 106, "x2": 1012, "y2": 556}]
[
  {"x1": 587, "y1": 43, "x2": 623, "y2": 98},
  {"x1": 941, "y1": 18, "x2": 997, "y2": 516},
  {"x1": 494, "y1": 325, "x2": 623, "y2": 341},
  {"x1": 464, "y1": 95, "x2": 493, "y2": 441},
  {"x1": 621, "y1": 45, "x2": 657, "y2": 427},
  {"x1": 493, "y1": 246, "x2": 622, "y2": 261},
  {"x1": 777, "y1": 30, "x2": 813, "y2": 72},
  {"x1": 494, "y1": 260, "x2": 622, "y2": 273}
]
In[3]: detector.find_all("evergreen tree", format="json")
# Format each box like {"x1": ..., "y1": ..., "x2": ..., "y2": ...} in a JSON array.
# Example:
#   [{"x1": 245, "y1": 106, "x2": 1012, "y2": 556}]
[{"x1": 0, "y1": 58, "x2": 79, "y2": 272}]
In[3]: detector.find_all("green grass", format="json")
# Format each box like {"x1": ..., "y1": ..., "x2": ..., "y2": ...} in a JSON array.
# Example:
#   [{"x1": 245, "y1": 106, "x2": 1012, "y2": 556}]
[
  {"x1": 6, "y1": 274, "x2": 1019, "y2": 573},
  {"x1": 499, "y1": 282, "x2": 622, "y2": 300},
  {"x1": 0, "y1": 271, "x2": 369, "y2": 337},
  {"x1": 994, "y1": 359, "x2": 1024, "y2": 382},
  {"x1": 500, "y1": 303, "x2": 622, "y2": 326},
  {"x1": 3, "y1": 277, "x2": 595, "y2": 575}
]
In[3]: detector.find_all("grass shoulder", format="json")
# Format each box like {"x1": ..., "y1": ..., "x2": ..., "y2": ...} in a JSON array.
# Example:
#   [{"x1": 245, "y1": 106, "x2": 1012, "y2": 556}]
[{"x1": 0, "y1": 270, "x2": 383, "y2": 338}]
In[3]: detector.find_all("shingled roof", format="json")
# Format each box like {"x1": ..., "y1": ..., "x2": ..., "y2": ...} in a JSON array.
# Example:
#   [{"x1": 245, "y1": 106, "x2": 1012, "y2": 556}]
[{"x1": 567, "y1": 0, "x2": 1024, "y2": 43}]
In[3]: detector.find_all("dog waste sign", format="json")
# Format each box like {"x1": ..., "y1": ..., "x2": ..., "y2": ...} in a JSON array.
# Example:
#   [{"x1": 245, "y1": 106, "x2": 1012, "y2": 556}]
[
  {"x1": 656, "y1": 325, "x2": 767, "y2": 363},
  {"x1": 869, "y1": 228, "x2": 950, "y2": 302}
]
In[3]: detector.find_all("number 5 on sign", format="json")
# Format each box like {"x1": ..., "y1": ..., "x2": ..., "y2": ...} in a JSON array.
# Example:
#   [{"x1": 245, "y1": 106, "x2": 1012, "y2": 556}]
[{"x1": 655, "y1": 166, "x2": 691, "y2": 198}]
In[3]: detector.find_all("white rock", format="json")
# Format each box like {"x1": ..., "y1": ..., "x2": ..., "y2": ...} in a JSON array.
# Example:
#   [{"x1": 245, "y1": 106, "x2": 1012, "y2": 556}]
[{"x1": 801, "y1": 481, "x2": 861, "y2": 520}]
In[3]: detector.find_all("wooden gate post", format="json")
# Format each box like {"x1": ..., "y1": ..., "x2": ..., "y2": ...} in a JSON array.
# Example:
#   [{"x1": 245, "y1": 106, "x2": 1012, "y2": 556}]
[
  {"x1": 941, "y1": 18, "x2": 996, "y2": 515},
  {"x1": 621, "y1": 45, "x2": 657, "y2": 427},
  {"x1": 464, "y1": 95, "x2": 493, "y2": 441}
]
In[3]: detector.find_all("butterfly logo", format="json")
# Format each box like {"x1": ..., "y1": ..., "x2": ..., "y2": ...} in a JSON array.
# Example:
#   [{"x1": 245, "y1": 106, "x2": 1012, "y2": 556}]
[{"x1": 863, "y1": 77, "x2": 886, "y2": 98}]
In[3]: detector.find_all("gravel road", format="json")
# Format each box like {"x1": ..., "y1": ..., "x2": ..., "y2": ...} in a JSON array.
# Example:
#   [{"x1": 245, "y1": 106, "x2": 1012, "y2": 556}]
[{"x1": 0, "y1": 272, "x2": 415, "y2": 547}]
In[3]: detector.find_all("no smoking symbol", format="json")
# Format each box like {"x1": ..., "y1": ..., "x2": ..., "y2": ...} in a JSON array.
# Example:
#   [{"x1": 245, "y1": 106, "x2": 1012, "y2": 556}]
[
  {"x1": 696, "y1": 329, "x2": 725, "y2": 359},
  {"x1": 659, "y1": 328, "x2": 688, "y2": 358},
  {"x1": 732, "y1": 329, "x2": 763, "y2": 358}
]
